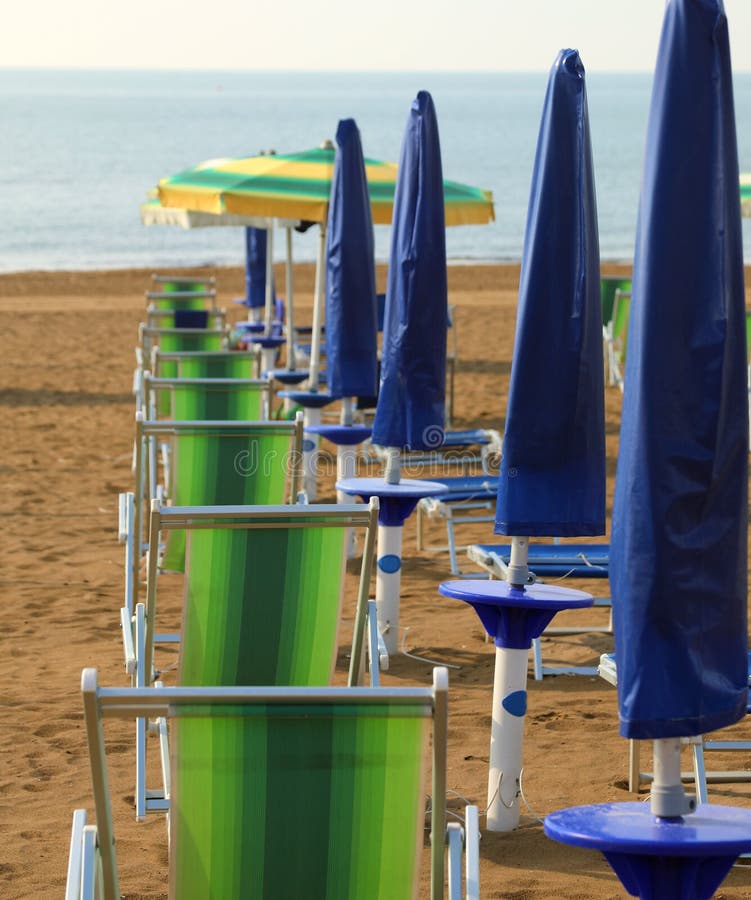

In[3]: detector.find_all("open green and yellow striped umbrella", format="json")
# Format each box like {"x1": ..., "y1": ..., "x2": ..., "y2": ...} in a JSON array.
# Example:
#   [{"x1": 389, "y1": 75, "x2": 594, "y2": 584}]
[
  {"x1": 741, "y1": 173, "x2": 751, "y2": 217},
  {"x1": 157, "y1": 142, "x2": 495, "y2": 227}
]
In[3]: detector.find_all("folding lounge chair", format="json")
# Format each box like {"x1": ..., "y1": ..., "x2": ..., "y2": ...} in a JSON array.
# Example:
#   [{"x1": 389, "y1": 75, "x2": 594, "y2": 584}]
[
  {"x1": 366, "y1": 429, "x2": 502, "y2": 475},
  {"x1": 123, "y1": 499, "x2": 381, "y2": 820},
  {"x1": 466, "y1": 542, "x2": 612, "y2": 680},
  {"x1": 142, "y1": 372, "x2": 271, "y2": 421},
  {"x1": 123, "y1": 413, "x2": 303, "y2": 615},
  {"x1": 67, "y1": 667, "x2": 480, "y2": 900},
  {"x1": 598, "y1": 652, "x2": 751, "y2": 800},
  {"x1": 146, "y1": 282, "x2": 216, "y2": 314},
  {"x1": 416, "y1": 475, "x2": 499, "y2": 575}
]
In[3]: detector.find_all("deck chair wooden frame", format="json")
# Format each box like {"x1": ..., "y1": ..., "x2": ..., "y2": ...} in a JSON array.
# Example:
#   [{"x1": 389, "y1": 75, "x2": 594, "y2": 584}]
[
  {"x1": 142, "y1": 372, "x2": 272, "y2": 421},
  {"x1": 124, "y1": 498, "x2": 380, "y2": 821},
  {"x1": 68, "y1": 667, "x2": 480, "y2": 900},
  {"x1": 125, "y1": 413, "x2": 303, "y2": 615}
]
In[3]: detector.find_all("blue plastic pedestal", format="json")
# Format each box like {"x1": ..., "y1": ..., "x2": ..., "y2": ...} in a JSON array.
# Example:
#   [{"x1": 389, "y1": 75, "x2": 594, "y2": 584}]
[
  {"x1": 307, "y1": 424, "x2": 372, "y2": 446},
  {"x1": 437, "y1": 579, "x2": 593, "y2": 649},
  {"x1": 337, "y1": 477, "x2": 449, "y2": 655},
  {"x1": 438, "y1": 579, "x2": 593, "y2": 831},
  {"x1": 544, "y1": 802, "x2": 751, "y2": 900}
]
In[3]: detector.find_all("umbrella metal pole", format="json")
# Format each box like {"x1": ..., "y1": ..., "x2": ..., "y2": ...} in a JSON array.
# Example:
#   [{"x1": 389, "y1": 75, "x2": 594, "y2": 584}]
[
  {"x1": 302, "y1": 407, "x2": 321, "y2": 501},
  {"x1": 375, "y1": 523, "x2": 403, "y2": 656},
  {"x1": 263, "y1": 222, "x2": 274, "y2": 334},
  {"x1": 487, "y1": 645, "x2": 529, "y2": 831},
  {"x1": 307, "y1": 223, "x2": 326, "y2": 391},
  {"x1": 384, "y1": 447, "x2": 401, "y2": 485},
  {"x1": 285, "y1": 226, "x2": 296, "y2": 371},
  {"x1": 651, "y1": 738, "x2": 696, "y2": 818},
  {"x1": 337, "y1": 397, "x2": 358, "y2": 557}
]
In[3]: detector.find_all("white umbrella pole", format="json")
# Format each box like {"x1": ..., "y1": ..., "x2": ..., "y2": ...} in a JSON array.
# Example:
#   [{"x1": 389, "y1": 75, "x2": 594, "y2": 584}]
[
  {"x1": 375, "y1": 523, "x2": 403, "y2": 656},
  {"x1": 285, "y1": 226, "x2": 296, "y2": 370},
  {"x1": 486, "y1": 533, "x2": 530, "y2": 832},
  {"x1": 307, "y1": 223, "x2": 326, "y2": 390},
  {"x1": 487, "y1": 645, "x2": 529, "y2": 831},
  {"x1": 651, "y1": 738, "x2": 695, "y2": 818},
  {"x1": 337, "y1": 398, "x2": 359, "y2": 558},
  {"x1": 302, "y1": 407, "x2": 321, "y2": 501},
  {"x1": 384, "y1": 447, "x2": 401, "y2": 485},
  {"x1": 263, "y1": 222, "x2": 274, "y2": 334}
]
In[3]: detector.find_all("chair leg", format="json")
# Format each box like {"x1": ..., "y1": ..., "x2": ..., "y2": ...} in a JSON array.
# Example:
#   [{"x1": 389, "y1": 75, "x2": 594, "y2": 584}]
[
  {"x1": 532, "y1": 638, "x2": 543, "y2": 681},
  {"x1": 629, "y1": 740, "x2": 641, "y2": 793}
]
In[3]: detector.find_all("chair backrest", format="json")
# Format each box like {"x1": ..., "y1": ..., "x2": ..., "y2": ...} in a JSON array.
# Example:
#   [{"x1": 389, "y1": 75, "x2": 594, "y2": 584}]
[
  {"x1": 151, "y1": 349, "x2": 261, "y2": 384},
  {"x1": 600, "y1": 275, "x2": 632, "y2": 328},
  {"x1": 130, "y1": 415, "x2": 303, "y2": 601},
  {"x1": 145, "y1": 501, "x2": 378, "y2": 689},
  {"x1": 611, "y1": 288, "x2": 632, "y2": 374},
  {"x1": 143, "y1": 372, "x2": 271, "y2": 421},
  {"x1": 138, "y1": 324, "x2": 228, "y2": 368},
  {"x1": 151, "y1": 274, "x2": 216, "y2": 293},
  {"x1": 81, "y1": 666, "x2": 448, "y2": 900},
  {"x1": 145, "y1": 305, "x2": 224, "y2": 331}
]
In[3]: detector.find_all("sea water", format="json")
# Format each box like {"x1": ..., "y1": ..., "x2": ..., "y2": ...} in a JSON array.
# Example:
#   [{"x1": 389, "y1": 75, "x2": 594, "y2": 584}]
[{"x1": 1, "y1": 68, "x2": 751, "y2": 273}]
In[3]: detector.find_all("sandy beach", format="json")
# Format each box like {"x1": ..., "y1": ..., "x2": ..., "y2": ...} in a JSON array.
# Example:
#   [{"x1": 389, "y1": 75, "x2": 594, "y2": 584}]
[{"x1": 2, "y1": 261, "x2": 751, "y2": 899}]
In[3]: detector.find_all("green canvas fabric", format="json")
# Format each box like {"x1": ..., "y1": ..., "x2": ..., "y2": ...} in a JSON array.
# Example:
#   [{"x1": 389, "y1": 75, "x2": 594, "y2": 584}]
[
  {"x1": 154, "y1": 333, "x2": 225, "y2": 414},
  {"x1": 175, "y1": 354, "x2": 257, "y2": 380},
  {"x1": 179, "y1": 524, "x2": 347, "y2": 686},
  {"x1": 169, "y1": 704, "x2": 428, "y2": 900},
  {"x1": 163, "y1": 382, "x2": 266, "y2": 421},
  {"x1": 160, "y1": 429, "x2": 294, "y2": 572}
]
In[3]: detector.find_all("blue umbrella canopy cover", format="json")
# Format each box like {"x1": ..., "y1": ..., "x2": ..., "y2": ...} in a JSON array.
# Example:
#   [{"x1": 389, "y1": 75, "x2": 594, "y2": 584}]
[
  {"x1": 495, "y1": 49, "x2": 605, "y2": 537},
  {"x1": 371, "y1": 90, "x2": 448, "y2": 451},
  {"x1": 611, "y1": 0, "x2": 748, "y2": 740},
  {"x1": 324, "y1": 119, "x2": 378, "y2": 399},
  {"x1": 244, "y1": 226, "x2": 269, "y2": 309}
]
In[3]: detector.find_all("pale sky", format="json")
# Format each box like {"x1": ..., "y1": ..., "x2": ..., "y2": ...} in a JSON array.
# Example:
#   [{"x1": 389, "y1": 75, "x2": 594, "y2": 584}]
[{"x1": 3, "y1": 0, "x2": 751, "y2": 72}]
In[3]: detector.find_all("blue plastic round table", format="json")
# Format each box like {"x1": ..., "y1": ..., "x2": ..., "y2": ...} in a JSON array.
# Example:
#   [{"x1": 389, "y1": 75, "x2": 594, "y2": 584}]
[
  {"x1": 336, "y1": 477, "x2": 448, "y2": 526},
  {"x1": 233, "y1": 321, "x2": 266, "y2": 333},
  {"x1": 248, "y1": 335, "x2": 286, "y2": 349},
  {"x1": 278, "y1": 389, "x2": 336, "y2": 409},
  {"x1": 307, "y1": 424, "x2": 372, "y2": 446},
  {"x1": 439, "y1": 579, "x2": 593, "y2": 650},
  {"x1": 544, "y1": 802, "x2": 751, "y2": 899}
]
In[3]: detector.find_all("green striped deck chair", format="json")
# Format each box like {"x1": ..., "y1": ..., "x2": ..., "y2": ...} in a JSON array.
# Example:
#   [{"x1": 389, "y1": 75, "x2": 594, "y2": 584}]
[
  {"x1": 143, "y1": 373, "x2": 271, "y2": 421},
  {"x1": 151, "y1": 348, "x2": 260, "y2": 381},
  {"x1": 128, "y1": 499, "x2": 379, "y2": 821},
  {"x1": 151, "y1": 274, "x2": 216, "y2": 293},
  {"x1": 71, "y1": 667, "x2": 480, "y2": 900},
  {"x1": 128, "y1": 413, "x2": 303, "y2": 614}
]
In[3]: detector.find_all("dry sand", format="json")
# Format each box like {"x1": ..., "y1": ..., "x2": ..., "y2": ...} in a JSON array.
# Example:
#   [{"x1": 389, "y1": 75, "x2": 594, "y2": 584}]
[{"x1": 1, "y1": 261, "x2": 750, "y2": 899}]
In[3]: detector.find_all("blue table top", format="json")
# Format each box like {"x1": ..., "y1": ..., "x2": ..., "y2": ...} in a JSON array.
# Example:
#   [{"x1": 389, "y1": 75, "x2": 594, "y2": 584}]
[
  {"x1": 249, "y1": 335, "x2": 286, "y2": 348},
  {"x1": 544, "y1": 802, "x2": 751, "y2": 856},
  {"x1": 307, "y1": 424, "x2": 372, "y2": 445},
  {"x1": 439, "y1": 579, "x2": 593, "y2": 610},
  {"x1": 337, "y1": 477, "x2": 450, "y2": 499},
  {"x1": 278, "y1": 390, "x2": 336, "y2": 408}
]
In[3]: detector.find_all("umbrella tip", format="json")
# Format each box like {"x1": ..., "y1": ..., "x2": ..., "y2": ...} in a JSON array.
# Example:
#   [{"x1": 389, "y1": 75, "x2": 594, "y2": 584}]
[{"x1": 320, "y1": 139, "x2": 335, "y2": 150}]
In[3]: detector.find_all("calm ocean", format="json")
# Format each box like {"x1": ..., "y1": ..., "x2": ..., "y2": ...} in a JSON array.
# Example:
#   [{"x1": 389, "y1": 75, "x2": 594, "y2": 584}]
[{"x1": 2, "y1": 68, "x2": 751, "y2": 273}]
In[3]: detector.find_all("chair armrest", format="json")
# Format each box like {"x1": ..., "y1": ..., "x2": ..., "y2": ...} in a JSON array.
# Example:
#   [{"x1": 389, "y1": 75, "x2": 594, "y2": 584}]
[{"x1": 120, "y1": 607, "x2": 136, "y2": 678}]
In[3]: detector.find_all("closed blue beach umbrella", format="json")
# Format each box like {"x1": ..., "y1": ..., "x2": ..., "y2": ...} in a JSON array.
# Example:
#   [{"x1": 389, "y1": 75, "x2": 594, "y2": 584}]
[
  {"x1": 545, "y1": 3, "x2": 751, "y2": 895},
  {"x1": 325, "y1": 118, "x2": 378, "y2": 401},
  {"x1": 611, "y1": 0, "x2": 747, "y2": 749},
  {"x1": 495, "y1": 48, "x2": 605, "y2": 540},
  {"x1": 244, "y1": 226, "x2": 269, "y2": 312},
  {"x1": 371, "y1": 90, "x2": 447, "y2": 458}
]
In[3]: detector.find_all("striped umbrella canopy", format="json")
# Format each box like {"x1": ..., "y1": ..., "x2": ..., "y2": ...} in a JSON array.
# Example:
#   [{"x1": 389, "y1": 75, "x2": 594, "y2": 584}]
[
  {"x1": 741, "y1": 173, "x2": 751, "y2": 216},
  {"x1": 156, "y1": 144, "x2": 495, "y2": 227}
]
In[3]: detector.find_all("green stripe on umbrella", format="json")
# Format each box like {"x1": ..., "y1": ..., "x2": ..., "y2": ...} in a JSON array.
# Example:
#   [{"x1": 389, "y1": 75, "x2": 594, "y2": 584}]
[{"x1": 157, "y1": 143, "x2": 495, "y2": 226}]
